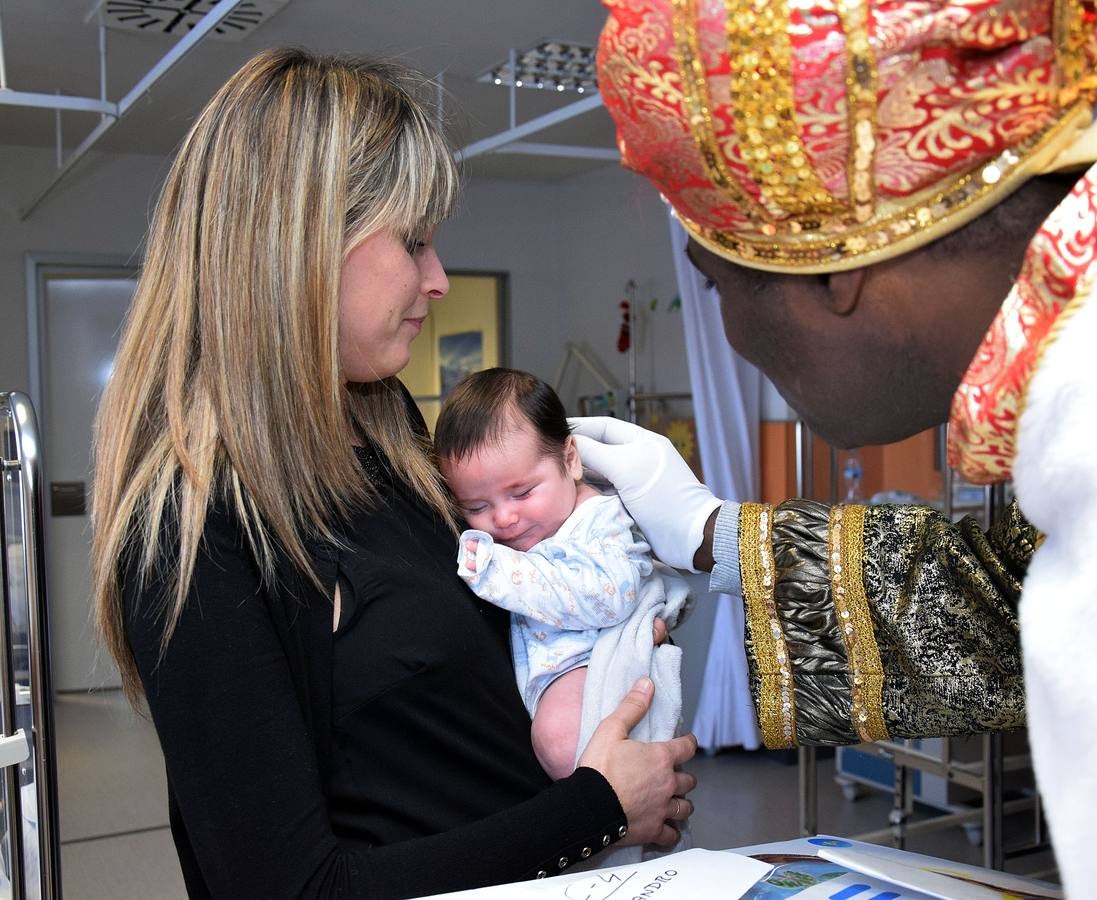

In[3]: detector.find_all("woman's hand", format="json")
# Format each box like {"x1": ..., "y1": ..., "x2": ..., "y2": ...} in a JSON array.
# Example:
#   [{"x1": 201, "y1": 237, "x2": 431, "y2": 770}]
[{"x1": 577, "y1": 677, "x2": 697, "y2": 848}]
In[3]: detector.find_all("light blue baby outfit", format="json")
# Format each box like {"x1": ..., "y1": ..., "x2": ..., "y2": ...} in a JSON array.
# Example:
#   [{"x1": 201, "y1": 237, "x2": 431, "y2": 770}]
[
  {"x1": 457, "y1": 493, "x2": 656, "y2": 715},
  {"x1": 457, "y1": 492, "x2": 693, "y2": 864}
]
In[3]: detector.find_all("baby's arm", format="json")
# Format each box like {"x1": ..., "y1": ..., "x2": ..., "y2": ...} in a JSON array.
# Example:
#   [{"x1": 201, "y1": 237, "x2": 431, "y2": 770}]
[{"x1": 457, "y1": 502, "x2": 650, "y2": 631}]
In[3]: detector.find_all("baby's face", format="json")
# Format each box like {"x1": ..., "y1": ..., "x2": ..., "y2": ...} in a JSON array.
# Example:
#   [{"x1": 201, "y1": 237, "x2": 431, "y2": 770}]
[{"x1": 441, "y1": 420, "x2": 583, "y2": 552}]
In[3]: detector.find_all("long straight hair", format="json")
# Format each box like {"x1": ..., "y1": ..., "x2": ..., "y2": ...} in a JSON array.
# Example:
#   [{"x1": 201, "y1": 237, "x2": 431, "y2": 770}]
[{"x1": 91, "y1": 49, "x2": 459, "y2": 705}]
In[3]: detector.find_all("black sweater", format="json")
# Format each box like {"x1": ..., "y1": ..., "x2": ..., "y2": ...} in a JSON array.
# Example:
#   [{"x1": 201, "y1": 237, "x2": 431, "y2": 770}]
[{"x1": 123, "y1": 443, "x2": 626, "y2": 899}]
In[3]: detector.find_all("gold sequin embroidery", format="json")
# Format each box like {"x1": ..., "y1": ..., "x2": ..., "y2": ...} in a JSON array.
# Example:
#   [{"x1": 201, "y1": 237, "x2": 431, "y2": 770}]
[
  {"x1": 684, "y1": 100, "x2": 1095, "y2": 273},
  {"x1": 829, "y1": 504, "x2": 888, "y2": 743},
  {"x1": 740, "y1": 502, "x2": 798, "y2": 749},
  {"x1": 836, "y1": 0, "x2": 878, "y2": 223},
  {"x1": 1055, "y1": 0, "x2": 1097, "y2": 104},
  {"x1": 670, "y1": 0, "x2": 768, "y2": 220},
  {"x1": 725, "y1": 0, "x2": 837, "y2": 219}
]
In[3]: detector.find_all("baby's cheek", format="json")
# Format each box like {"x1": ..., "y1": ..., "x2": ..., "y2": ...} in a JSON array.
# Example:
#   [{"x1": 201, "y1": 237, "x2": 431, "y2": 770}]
[{"x1": 466, "y1": 513, "x2": 492, "y2": 535}]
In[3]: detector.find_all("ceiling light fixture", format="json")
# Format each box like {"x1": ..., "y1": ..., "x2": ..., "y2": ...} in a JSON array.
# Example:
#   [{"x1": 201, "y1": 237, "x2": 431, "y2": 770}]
[{"x1": 476, "y1": 40, "x2": 597, "y2": 95}]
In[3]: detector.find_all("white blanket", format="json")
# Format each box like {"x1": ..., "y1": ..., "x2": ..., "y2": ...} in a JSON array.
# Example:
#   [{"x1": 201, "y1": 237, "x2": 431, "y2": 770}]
[{"x1": 574, "y1": 561, "x2": 693, "y2": 866}]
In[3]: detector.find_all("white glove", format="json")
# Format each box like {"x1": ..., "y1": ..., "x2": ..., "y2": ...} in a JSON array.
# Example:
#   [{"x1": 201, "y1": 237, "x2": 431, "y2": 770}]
[{"x1": 569, "y1": 416, "x2": 724, "y2": 572}]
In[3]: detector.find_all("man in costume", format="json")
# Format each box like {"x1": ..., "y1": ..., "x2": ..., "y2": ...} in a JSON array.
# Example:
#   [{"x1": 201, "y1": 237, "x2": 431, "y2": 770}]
[{"x1": 574, "y1": 0, "x2": 1097, "y2": 894}]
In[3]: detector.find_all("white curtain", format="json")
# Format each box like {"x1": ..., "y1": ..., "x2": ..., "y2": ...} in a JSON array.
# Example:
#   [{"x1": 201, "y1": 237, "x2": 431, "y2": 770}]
[{"x1": 669, "y1": 214, "x2": 762, "y2": 752}]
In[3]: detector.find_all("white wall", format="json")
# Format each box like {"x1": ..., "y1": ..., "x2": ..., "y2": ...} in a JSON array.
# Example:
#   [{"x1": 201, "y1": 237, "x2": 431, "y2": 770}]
[
  {"x1": 439, "y1": 164, "x2": 693, "y2": 414},
  {"x1": 557, "y1": 164, "x2": 692, "y2": 409},
  {"x1": 435, "y1": 176, "x2": 573, "y2": 382},
  {"x1": 1, "y1": 146, "x2": 719, "y2": 725},
  {"x1": 0, "y1": 146, "x2": 167, "y2": 393},
  {"x1": 1, "y1": 152, "x2": 689, "y2": 410}
]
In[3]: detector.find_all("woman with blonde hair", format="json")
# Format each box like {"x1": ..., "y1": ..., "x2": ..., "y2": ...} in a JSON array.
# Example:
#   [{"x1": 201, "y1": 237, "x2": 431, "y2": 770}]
[{"x1": 91, "y1": 48, "x2": 695, "y2": 898}]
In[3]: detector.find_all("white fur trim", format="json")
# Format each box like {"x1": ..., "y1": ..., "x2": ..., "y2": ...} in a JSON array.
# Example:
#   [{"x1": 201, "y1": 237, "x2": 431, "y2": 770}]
[{"x1": 1013, "y1": 283, "x2": 1097, "y2": 899}]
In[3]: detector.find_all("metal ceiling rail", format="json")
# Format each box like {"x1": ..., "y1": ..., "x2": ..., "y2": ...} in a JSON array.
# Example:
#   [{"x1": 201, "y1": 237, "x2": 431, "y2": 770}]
[
  {"x1": 456, "y1": 92, "x2": 609, "y2": 162},
  {"x1": 0, "y1": 91, "x2": 115, "y2": 115},
  {"x1": 10, "y1": 0, "x2": 246, "y2": 220},
  {"x1": 495, "y1": 141, "x2": 618, "y2": 161}
]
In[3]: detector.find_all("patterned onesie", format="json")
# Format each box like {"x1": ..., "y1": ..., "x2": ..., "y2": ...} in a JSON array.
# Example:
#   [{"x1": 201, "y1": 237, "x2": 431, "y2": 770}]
[{"x1": 457, "y1": 492, "x2": 657, "y2": 716}]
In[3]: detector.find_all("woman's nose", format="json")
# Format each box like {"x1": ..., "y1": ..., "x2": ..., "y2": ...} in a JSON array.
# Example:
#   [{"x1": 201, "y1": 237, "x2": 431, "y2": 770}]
[{"x1": 421, "y1": 247, "x2": 449, "y2": 300}]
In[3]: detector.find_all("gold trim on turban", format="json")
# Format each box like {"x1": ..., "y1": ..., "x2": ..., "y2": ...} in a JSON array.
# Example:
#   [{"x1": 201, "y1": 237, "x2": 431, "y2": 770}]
[{"x1": 599, "y1": 0, "x2": 1097, "y2": 274}]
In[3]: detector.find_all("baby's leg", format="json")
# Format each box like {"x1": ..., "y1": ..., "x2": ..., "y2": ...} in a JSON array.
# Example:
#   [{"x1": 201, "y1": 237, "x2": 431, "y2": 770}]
[{"x1": 531, "y1": 667, "x2": 587, "y2": 780}]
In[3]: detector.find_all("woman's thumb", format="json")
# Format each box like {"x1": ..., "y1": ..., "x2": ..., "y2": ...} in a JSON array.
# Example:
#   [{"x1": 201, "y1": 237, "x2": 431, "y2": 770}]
[{"x1": 604, "y1": 677, "x2": 654, "y2": 737}]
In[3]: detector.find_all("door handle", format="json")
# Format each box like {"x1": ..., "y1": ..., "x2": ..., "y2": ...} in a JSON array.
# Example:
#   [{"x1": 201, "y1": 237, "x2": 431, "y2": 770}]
[{"x1": 0, "y1": 729, "x2": 29, "y2": 769}]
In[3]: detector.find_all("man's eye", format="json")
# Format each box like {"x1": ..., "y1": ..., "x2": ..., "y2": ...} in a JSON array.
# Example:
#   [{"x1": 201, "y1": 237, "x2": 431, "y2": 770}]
[{"x1": 702, "y1": 277, "x2": 717, "y2": 292}]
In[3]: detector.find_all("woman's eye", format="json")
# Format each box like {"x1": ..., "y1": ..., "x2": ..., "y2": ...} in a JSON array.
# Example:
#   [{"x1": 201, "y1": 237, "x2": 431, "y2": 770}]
[{"x1": 404, "y1": 237, "x2": 426, "y2": 254}]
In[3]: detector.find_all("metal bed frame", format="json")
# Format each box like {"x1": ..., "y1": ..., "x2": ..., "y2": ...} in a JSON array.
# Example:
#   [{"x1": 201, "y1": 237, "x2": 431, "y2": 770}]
[{"x1": 794, "y1": 425, "x2": 1050, "y2": 876}]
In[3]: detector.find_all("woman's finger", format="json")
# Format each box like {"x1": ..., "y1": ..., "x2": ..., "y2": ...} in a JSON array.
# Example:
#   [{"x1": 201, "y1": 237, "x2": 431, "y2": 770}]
[
  {"x1": 652, "y1": 821, "x2": 681, "y2": 848},
  {"x1": 675, "y1": 770, "x2": 697, "y2": 797},
  {"x1": 666, "y1": 733, "x2": 698, "y2": 768},
  {"x1": 666, "y1": 796, "x2": 693, "y2": 821}
]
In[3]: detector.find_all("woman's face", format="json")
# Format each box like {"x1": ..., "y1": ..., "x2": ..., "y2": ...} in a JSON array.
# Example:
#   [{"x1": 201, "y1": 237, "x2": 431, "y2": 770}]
[{"x1": 337, "y1": 230, "x2": 449, "y2": 383}]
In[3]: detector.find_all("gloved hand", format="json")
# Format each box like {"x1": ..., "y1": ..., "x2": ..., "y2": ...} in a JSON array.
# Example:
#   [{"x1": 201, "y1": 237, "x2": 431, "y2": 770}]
[{"x1": 569, "y1": 417, "x2": 724, "y2": 572}]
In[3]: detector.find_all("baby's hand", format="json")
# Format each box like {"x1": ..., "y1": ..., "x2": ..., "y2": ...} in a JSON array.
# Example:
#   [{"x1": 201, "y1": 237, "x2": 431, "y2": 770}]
[{"x1": 463, "y1": 537, "x2": 479, "y2": 573}]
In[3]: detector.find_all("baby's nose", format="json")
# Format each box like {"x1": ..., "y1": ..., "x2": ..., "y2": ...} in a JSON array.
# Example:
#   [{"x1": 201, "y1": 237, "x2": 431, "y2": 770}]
[{"x1": 493, "y1": 504, "x2": 518, "y2": 529}]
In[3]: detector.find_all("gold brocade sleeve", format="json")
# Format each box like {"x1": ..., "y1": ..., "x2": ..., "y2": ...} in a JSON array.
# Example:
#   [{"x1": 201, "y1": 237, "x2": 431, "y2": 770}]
[{"x1": 739, "y1": 499, "x2": 1032, "y2": 749}]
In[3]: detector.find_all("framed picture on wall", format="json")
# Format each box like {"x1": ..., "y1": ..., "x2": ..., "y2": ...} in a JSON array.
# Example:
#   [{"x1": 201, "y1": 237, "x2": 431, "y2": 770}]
[
  {"x1": 403, "y1": 271, "x2": 508, "y2": 430},
  {"x1": 438, "y1": 331, "x2": 483, "y2": 399}
]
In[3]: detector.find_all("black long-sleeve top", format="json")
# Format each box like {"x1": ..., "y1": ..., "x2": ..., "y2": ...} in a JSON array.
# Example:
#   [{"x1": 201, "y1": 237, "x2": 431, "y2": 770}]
[{"x1": 123, "y1": 441, "x2": 627, "y2": 899}]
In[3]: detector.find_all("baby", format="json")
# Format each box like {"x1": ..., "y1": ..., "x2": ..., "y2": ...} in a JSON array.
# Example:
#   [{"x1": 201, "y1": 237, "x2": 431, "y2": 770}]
[{"x1": 435, "y1": 367, "x2": 687, "y2": 780}]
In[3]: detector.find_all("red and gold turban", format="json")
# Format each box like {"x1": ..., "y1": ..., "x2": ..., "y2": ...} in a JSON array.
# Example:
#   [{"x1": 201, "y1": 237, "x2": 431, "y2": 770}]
[{"x1": 597, "y1": 0, "x2": 1097, "y2": 275}]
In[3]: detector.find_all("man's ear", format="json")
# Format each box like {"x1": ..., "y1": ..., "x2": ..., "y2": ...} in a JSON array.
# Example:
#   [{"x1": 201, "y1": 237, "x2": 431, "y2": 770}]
[{"x1": 824, "y1": 267, "x2": 867, "y2": 316}]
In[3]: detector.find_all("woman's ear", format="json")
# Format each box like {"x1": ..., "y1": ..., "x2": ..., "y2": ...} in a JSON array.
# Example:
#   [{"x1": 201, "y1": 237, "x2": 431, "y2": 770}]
[
  {"x1": 564, "y1": 436, "x2": 584, "y2": 481},
  {"x1": 824, "y1": 267, "x2": 867, "y2": 317}
]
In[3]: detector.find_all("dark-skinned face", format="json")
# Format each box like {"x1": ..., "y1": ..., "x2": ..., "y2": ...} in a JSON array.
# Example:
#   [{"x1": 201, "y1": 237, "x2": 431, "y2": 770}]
[{"x1": 684, "y1": 234, "x2": 1022, "y2": 448}]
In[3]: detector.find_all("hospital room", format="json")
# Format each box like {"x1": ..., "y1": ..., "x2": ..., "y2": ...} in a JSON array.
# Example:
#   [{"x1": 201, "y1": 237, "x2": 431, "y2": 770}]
[{"x1": 1, "y1": 0, "x2": 1092, "y2": 897}]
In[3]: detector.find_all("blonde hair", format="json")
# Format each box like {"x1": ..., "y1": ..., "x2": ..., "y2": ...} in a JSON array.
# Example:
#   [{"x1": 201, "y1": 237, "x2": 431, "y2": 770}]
[{"x1": 92, "y1": 48, "x2": 459, "y2": 705}]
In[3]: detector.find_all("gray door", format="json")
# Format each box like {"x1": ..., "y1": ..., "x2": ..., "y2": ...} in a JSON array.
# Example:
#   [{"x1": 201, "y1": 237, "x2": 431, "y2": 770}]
[{"x1": 35, "y1": 266, "x2": 136, "y2": 692}]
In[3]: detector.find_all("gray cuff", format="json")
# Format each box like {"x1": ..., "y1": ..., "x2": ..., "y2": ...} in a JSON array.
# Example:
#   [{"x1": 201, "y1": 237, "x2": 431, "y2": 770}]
[{"x1": 708, "y1": 501, "x2": 742, "y2": 596}]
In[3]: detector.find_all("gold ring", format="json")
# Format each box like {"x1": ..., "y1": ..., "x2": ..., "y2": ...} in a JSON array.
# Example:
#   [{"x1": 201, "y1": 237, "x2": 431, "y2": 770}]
[{"x1": 671, "y1": 797, "x2": 681, "y2": 820}]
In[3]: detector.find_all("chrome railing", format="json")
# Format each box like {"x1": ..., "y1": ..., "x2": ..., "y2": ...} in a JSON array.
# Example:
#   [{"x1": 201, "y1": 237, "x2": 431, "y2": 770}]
[{"x1": 1, "y1": 392, "x2": 62, "y2": 899}]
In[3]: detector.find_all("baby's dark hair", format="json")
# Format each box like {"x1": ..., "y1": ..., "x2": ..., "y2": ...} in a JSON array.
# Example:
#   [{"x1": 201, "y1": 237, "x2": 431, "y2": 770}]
[{"x1": 434, "y1": 368, "x2": 571, "y2": 467}]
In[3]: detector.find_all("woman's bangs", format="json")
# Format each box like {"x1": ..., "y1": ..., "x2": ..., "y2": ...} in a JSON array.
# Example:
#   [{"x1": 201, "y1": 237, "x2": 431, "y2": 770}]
[
  {"x1": 343, "y1": 85, "x2": 459, "y2": 249},
  {"x1": 394, "y1": 111, "x2": 459, "y2": 238}
]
